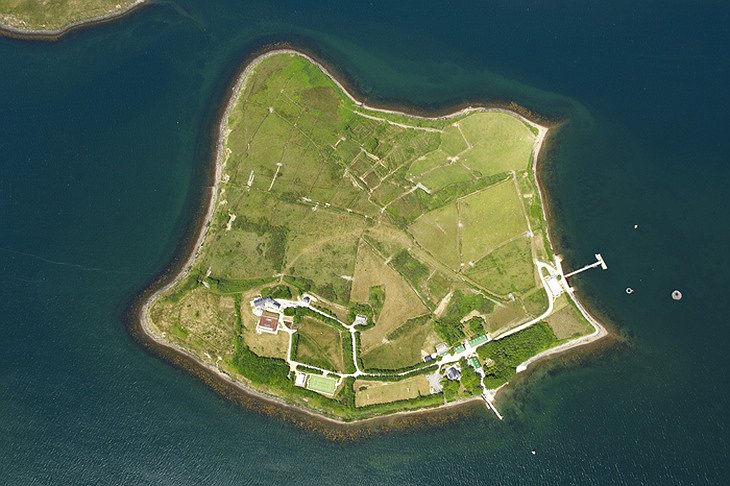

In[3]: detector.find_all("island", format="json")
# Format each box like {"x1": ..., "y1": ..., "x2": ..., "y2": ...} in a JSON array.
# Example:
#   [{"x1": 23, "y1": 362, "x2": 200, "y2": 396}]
[
  {"x1": 141, "y1": 50, "x2": 607, "y2": 422},
  {"x1": 0, "y1": 0, "x2": 145, "y2": 38}
]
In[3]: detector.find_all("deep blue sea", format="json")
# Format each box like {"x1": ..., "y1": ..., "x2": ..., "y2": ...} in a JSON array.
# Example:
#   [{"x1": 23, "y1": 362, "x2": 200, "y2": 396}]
[{"x1": 1, "y1": 1, "x2": 729, "y2": 483}]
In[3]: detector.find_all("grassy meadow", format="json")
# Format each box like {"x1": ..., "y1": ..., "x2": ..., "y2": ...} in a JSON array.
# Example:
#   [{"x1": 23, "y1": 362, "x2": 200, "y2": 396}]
[
  {"x1": 147, "y1": 52, "x2": 591, "y2": 418},
  {"x1": 0, "y1": 0, "x2": 140, "y2": 31}
]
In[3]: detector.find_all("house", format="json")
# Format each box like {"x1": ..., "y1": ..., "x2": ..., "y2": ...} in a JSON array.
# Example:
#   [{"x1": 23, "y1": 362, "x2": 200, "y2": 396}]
[
  {"x1": 453, "y1": 344, "x2": 466, "y2": 354},
  {"x1": 423, "y1": 354, "x2": 433, "y2": 362},
  {"x1": 468, "y1": 356, "x2": 481, "y2": 370},
  {"x1": 257, "y1": 311, "x2": 279, "y2": 334},
  {"x1": 445, "y1": 366, "x2": 461, "y2": 381},
  {"x1": 264, "y1": 296, "x2": 281, "y2": 309},
  {"x1": 353, "y1": 314, "x2": 368, "y2": 327},
  {"x1": 435, "y1": 343, "x2": 449, "y2": 356},
  {"x1": 252, "y1": 296, "x2": 281, "y2": 313}
]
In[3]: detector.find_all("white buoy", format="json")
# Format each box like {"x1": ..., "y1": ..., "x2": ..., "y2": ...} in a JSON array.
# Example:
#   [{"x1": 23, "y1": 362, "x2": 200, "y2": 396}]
[
  {"x1": 626, "y1": 287, "x2": 634, "y2": 294},
  {"x1": 531, "y1": 450, "x2": 537, "y2": 455},
  {"x1": 634, "y1": 224, "x2": 639, "y2": 229},
  {"x1": 672, "y1": 290, "x2": 682, "y2": 301}
]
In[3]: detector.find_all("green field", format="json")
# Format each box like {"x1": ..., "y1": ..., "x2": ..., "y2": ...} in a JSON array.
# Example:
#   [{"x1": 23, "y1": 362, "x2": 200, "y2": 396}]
[
  {"x1": 294, "y1": 317, "x2": 346, "y2": 372},
  {"x1": 146, "y1": 52, "x2": 595, "y2": 420},
  {"x1": 0, "y1": 0, "x2": 140, "y2": 32},
  {"x1": 306, "y1": 374, "x2": 338, "y2": 395}
]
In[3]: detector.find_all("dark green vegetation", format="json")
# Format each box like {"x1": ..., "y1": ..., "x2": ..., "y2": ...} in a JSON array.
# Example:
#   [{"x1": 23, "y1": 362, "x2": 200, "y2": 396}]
[
  {"x1": 434, "y1": 290, "x2": 494, "y2": 345},
  {"x1": 477, "y1": 322, "x2": 559, "y2": 388},
  {"x1": 147, "y1": 52, "x2": 591, "y2": 419}
]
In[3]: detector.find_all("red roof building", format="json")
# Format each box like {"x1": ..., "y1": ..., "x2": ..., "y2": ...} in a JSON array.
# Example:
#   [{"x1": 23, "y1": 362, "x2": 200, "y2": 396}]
[{"x1": 257, "y1": 311, "x2": 279, "y2": 333}]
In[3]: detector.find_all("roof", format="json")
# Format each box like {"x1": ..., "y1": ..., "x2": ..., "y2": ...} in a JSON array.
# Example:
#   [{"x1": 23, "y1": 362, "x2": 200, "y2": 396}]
[
  {"x1": 453, "y1": 344, "x2": 466, "y2": 354},
  {"x1": 469, "y1": 356, "x2": 481, "y2": 369},
  {"x1": 257, "y1": 311, "x2": 279, "y2": 332},
  {"x1": 468, "y1": 334, "x2": 489, "y2": 347},
  {"x1": 252, "y1": 297, "x2": 266, "y2": 307},
  {"x1": 353, "y1": 314, "x2": 368, "y2": 326},
  {"x1": 263, "y1": 296, "x2": 281, "y2": 308},
  {"x1": 446, "y1": 366, "x2": 461, "y2": 380},
  {"x1": 436, "y1": 343, "x2": 449, "y2": 355},
  {"x1": 423, "y1": 354, "x2": 433, "y2": 362}
]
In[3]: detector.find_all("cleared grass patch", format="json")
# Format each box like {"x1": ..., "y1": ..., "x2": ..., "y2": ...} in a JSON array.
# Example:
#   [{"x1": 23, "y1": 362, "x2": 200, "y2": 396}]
[
  {"x1": 362, "y1": 314, "x2": 437, "y2": 370},
  {"x1": 354, "y1": 375, "x2": 432, "y2": 407},
  {"x1": 150, "y1": 288, "x2": 237, "y2": 363},
  {"x1": 459, "y1": 180, "x2": 527, "y2": 264},
  {"x1": 418, "y1": 163, "x2": 474, "y2": 192},
  {"x1": 466, "y1": 237, "x2": 535, "y2": 295},
  {"x1": 546, "y1": 306, "x2": 593, "y2": 340},
  {"x1": 285, "y1": 234, "x2": 359, "y2": 305},
  {"x1": 484, "y1": 300, "x2": 529, "y2": 335},
  {"x1": 459, "y1": 112, "x2": 535, "y2": 176},
  {"x1": 408, "y1": 202, "x2": 460, "y2": 269},
  {"x1": 294, "y1": 317, "x2": 346, "y2": 372},
  {"x1": 351, "y1": 242, "x2": 430, "y2": 368}
]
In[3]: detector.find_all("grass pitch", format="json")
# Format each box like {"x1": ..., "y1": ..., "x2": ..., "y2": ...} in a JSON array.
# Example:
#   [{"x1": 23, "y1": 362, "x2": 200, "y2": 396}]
[{"x1": 306, "y1": 375, "x2": 338, "y2": 395}]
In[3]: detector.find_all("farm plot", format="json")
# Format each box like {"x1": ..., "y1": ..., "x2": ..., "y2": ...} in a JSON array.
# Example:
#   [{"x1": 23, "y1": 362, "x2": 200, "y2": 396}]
[
  {"x1": 408, "y1": 203, "x2": 460, "y2": 269},
  {"x1": 354, "y1": 375, "x2": 433, "y2": 407},
  {"x1": 466, "y1": 237, "x2": 536, "y2": 296},
  {"x1": 294, "y1": 317, "x2": 347, "y2": 372},
  {"x1": 459, "y1": 179, "x2": 528, "y2": 264},
  {"x1": 350, "y1": 242, "x2": 433, "y2": 369},
  {"x1": 458, "y1": 111, "x2": 536, "y2": 176}
]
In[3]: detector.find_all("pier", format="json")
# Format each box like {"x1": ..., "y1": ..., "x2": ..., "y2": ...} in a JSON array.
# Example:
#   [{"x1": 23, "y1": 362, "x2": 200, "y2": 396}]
[{"x1": 564, "y1": 253, "x2": 607, "y2": 278}]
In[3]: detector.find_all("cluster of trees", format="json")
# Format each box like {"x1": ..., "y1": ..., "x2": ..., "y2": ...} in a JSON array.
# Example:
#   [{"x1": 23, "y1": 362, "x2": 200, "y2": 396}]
[
  {"x1": 283, "y1": 274, "x2": 315, "y2": 293},
  {"x1": 368, "y1": 285, "x2": 385, "y2": 320},
  {"x1": 261, "y1": 284, "x2": 292, "y2": 300},
  {"x1": 434, "y1": 290, "x2": 493, "y2": 345},
  {"x1": 477, "y1": 322, "x2": 557, "y2": 388},
  {"x1": 459, "y1": 358, "x2": 482, "y2": 396},
  {"x1": 347, "y1": 302, "x2": 374, "y2": 327},
  {"x1": 284, "y1": 305, "x2": 340, "y2": 328}
]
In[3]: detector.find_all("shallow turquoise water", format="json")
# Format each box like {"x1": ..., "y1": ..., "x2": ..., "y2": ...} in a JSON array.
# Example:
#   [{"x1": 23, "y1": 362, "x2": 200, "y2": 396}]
[{"x1": 1, "y1": 1, "x2": 729, "y2": 483}]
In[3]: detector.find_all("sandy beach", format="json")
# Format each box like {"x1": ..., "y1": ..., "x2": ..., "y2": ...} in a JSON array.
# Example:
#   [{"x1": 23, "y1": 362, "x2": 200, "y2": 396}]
[{"x1": 133, "y1": 46, "x2": 610, "y2": 430}]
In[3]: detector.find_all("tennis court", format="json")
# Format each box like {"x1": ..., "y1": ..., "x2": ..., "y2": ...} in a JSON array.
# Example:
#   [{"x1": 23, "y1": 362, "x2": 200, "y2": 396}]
[{"x1": 306, "y1": 375, "x2": 338, "y2": 395}]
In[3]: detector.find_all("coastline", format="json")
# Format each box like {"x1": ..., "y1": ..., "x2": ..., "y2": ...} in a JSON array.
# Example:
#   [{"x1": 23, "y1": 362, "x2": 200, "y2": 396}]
[
  {"x1": 132, "y1": 46, "x2": 610, "y2": 431},
  {"x1": 0, "y1": 0, "x2": 146, "y2": 41}
]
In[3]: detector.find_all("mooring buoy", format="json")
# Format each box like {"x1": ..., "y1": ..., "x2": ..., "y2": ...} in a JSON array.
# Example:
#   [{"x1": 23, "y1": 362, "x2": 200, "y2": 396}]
[{"x1": 672, "y1": 290, "x2": 682, "y2": 301}]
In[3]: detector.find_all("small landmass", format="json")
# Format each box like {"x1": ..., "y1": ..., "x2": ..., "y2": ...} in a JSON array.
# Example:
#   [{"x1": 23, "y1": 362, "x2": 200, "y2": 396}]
[
  {"x1": 0, "y1": 0, "x2": 145, "y2": 37},
  {"x1": 142, "y1": 50, "x2": 607, "y2": 422}
]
